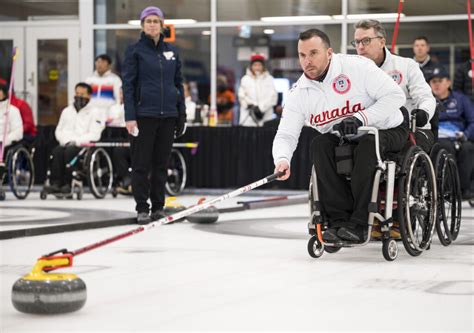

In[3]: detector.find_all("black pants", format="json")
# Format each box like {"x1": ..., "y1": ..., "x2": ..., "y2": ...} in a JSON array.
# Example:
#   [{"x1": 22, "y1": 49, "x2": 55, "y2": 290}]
[
  {"x1": 311, "y1": 124, "x2": 408, "y2": 227},
  {"x1": 438, "y1": 139, "x2": 474, "y2": 194},
  {"x1": 131, "y1": 117, "x2": 176, "y2": 214},
  {"x1": 415, "y1": 129, "x2": 435, "y2": 153},
  {"x1": 112, "y1": 147, "x2": 131, "y2": 182},
  {"x1": 50, "y1": 145, "x2": 81, "y2": 186}
]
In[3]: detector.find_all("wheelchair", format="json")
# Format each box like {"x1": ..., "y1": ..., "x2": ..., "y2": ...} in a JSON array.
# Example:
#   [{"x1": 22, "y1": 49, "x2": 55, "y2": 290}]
[
  {"x1": 307, "y1": 126, "x2": 437, "y2": 261},
  {"x1": 0, "y1": 142, "x2": 35, "y2": 200},
  {"x1": 40, "y1": 145, "x2": 113, "y2": 200},
  {"x1": 430, "y1": 144, "x2": 463, "y2": 246},
  {"x1": 165, "y1": 148, "x2": 187, "y2": 196}
]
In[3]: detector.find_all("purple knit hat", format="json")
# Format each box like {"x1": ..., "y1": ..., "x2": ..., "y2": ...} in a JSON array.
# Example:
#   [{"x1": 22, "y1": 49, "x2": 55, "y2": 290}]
[{"x1": 140, "y1": 6, "x2": 164, "y2": 21}]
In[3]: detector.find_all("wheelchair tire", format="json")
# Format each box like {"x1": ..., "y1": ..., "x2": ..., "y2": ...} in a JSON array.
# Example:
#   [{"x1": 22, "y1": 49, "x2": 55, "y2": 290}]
[
  {"x1": 8, "y1": 147, "x2": 34, "y2": 200},
  {"x1": 382, "y1": 238, "x2": 398, "y2": 261},
  {"x1": 0, "y1": 190, "x2": 5, "y2": 201},
  {"x1": 434, "y1": 150, "x2": 462, "y2": 246},
  {"x1": 397, "y1": 146, "x2": 437, "y2": 256},
  {"x1": 307, "y1": 235, "x2": 324, "y2": 258},
  {"x1": 40, "y1": 191, "x2": 47, "y2": 200},
  {"x1": 165, "y1": 149, "x2": 187, "y2": 196},
  {"x1": 86, "y1": 148, "x2": 113, "y2": 199}
]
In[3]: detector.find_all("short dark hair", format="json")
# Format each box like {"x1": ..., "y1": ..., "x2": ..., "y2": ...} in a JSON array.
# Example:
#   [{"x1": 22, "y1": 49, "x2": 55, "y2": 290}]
[
  {"x1": 414, "y1": 36, "x2": 429, "y2": 44},
  {"x1": 95, "y1": 54, "x2": 112, "y2": 64},
  {"x1": 75, "y1": 82, "x2": 93, "y2": 95},
  {"x1": 299, "y1": 29, "x2": 331, "y2": 48}
]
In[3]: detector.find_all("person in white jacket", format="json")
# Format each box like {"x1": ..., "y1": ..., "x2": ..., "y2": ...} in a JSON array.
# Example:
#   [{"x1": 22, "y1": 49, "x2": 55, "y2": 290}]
[
  {"x1": 85, "y1": 54, "x2": 122, "y2": 118},
  {"x1": 45, "y1": 82, "x2": 105, "y2": 194},
  {"x1": 238, "y1": 54, "x2": 278, "y2": 126},
  {"x1": 353, "y1": 19, "x2": 436, "y2": 153},
  {"x1": 0, "y1": 82, "x2": 23, "y2": 156},
  {"x1": 273, "y1": 29, "x2": 407, "y2": 243}
]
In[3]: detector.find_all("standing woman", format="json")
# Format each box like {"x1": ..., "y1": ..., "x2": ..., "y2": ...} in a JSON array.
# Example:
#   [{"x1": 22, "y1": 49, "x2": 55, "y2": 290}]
[
  {"x1": 238, "y1": 54, "x2": 278, "y2": 126},
  {"x1": 123, "y1": 6, "x2": 186, "y2": 224}
]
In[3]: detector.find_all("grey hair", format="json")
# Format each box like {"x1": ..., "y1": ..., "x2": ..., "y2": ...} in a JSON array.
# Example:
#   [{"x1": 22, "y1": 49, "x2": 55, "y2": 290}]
[{"x1": 354, "y1": 19, "x2": 386, "y2": 39}]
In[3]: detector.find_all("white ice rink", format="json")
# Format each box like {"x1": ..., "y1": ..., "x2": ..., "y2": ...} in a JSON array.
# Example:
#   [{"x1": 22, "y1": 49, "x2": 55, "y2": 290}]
[{"x1": 1, "y1": 194, "x2": 473, "y2": 332}]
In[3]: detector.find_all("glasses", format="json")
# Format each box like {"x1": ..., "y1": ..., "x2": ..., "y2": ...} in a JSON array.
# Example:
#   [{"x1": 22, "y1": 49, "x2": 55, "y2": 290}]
[
  {"x1": 144, "y1": 19, "x2": 161, "y2": 25},
  {"x1": 350, "y1": 36, "x2": 383, "y2": 47}
]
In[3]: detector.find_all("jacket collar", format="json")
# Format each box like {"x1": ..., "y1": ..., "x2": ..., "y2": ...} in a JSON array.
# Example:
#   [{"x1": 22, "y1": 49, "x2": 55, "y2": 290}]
[{"x1": 140, "y1": 31, "x2": 164, "y2": 49}]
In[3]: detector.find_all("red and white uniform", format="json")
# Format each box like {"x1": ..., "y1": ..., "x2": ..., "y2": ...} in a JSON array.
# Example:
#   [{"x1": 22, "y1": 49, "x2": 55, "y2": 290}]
[
  {"x1": 380, "y1": 48, "x2": 436, "y2": 129},
  {"x1": 273, "y1": 53, "x2": 406, "y2": 165},
  {"x1": 0, "y1": 100, "x2": 23, "y2": 147},
  {"x1": 85, "y1": 70, "x2": 122, "y2": 110}
]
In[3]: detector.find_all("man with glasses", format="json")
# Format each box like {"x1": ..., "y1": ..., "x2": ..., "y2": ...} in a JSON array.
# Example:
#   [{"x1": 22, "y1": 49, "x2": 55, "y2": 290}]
[
  {"x1": 353, "y1": 20, "x2": 436, "y2": 238},
  {"x1": 273, "y1": 29, "x2": 407, "y2": 243},
  {"x1": 353, "y1": 19, "x2": 436, "y2": 154}
]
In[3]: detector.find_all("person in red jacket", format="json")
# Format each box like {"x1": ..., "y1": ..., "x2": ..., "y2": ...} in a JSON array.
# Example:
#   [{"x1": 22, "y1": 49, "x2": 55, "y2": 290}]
[{"x1": 0, "y1": 78, "x2": 37, "y2": 143}]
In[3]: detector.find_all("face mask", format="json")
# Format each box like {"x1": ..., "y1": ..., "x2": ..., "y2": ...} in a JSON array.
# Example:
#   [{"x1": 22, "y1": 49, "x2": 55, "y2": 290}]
[{"x1": 73, "y1": 96, "x2": 90, "y2": 111}]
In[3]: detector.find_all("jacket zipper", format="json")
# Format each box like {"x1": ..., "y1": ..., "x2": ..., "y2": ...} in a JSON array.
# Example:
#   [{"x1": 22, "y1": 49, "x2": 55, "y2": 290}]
[{"x1": 158, "y1": 48, "x2": 164, "y2": 113}]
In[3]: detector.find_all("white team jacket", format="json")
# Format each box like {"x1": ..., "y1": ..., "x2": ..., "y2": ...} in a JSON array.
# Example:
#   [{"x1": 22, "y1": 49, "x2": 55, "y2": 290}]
[
  {"x1": 107, "y1": 103, "x2": 126, "y2": 127},
  {"x1": 0, "y1": 100, "x2": 23, "y2": 147},
  {"x1": 273, "y1": 53, "x2": 406, "y2": 166},
  {"x1": 380, "y1": 48, "x2": 436, "y2": 129},
  {"x1": 85, "y1": 70, "x2": 123, "y2": 109},
  {"x1": 238, "y1": 68, "x2": 278, "y2": 126},
  {"x1": 55, "y1": 103, "x2": 105, "y2": 146}
]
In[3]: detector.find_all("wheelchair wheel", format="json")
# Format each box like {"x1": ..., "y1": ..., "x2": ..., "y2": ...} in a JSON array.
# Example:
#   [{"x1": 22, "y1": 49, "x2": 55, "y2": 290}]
[
  {"x1": 307, "y1": 235, "x2": 324, "y2": 258},
  {"x1": 87, "y1": 148, "x2": 113, "y2": 199},
  {"x1": 434, "y1": 150, "x2": 462, "y2": 245},
  {"x1": 397, "y1": 146, "x2": 437, "y2": 256},
  {"x1": 8, "y1": 147, "x2": 34, "y2": 199},
  {"x1": 382, "y1": 238, "x2": 398, "y2": 261},
  {"x1": 165, "y1": 149, "x2": 187, "y2": 196}
]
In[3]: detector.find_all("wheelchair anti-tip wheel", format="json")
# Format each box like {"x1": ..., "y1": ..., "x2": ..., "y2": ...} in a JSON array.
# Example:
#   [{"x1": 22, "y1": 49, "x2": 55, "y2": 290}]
[
  {"x1": 8, "y1": 146, "x2": 35, "y2": 199},
  {"x1": 434, "y1": 149, "x2": 462, "y2": 246},
  {"x1": 86, "y1": 148, "x2": 113, "y2": 199},
  {"x1": 382, "y1": 238, "x2": 398, "y2": 261},
  {"x1": 398, "y1": 146, "x2": 437, "y2": 257},
  {"x1": 165, "y1": 149, "x2": 187, "y2": 196},
  {"x1": 307, "y1": 235, "x2": 324, "y2": 258}
]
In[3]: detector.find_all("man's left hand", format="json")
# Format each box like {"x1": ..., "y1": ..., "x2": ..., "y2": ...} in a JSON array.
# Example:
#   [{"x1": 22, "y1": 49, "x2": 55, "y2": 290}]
[{"x1": 334, "y1": 117, "x2": 362, "y2": 136}]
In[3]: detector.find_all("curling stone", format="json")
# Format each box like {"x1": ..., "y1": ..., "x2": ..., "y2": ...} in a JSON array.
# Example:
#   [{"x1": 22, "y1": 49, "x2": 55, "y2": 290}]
[
  {"x1": 164, "y1": 197, "x2": 186, "y2": 222},
  {"x1": 186, "y1": 198, "x2": 219, "y2": 223},
  {"x1": 12, "y1": 255, "x2": 86, "y2": 314}
]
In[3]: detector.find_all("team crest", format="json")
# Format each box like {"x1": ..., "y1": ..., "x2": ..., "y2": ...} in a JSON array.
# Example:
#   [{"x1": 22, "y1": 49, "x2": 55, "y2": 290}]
[
  {"x1": 447, "y1": 99, "x2": 457, "y2": 109},
  {"x1": 388, "y1": 70, "x2": 403, "y2": 85},
  {"x1": 332, "y1": 74, "x2": 351, "y2": 94}
]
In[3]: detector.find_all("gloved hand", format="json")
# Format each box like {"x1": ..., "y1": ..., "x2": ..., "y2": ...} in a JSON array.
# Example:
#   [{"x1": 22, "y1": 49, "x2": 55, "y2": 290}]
[
  {"x1": 333, "y1": 117, "x2": 362, "y2": 136},
  {"x1": 411, "y1": 109, "x2": 429, "y2": 127},
  {"x1": 175, "y1": 113, "x2": 187, "y2": 138},
  {"x1": 249, "y1": 105, "x2": 264, "y2": 120}
]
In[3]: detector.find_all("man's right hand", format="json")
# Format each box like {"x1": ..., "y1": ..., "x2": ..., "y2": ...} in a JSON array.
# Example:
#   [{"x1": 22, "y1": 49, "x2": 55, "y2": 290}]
[
  {"x1": 274, "y1": 160, "x2": 290, "y2": 181},
  {"x1": 126, "y1": 120, "x2": 138, "y2": 136}
]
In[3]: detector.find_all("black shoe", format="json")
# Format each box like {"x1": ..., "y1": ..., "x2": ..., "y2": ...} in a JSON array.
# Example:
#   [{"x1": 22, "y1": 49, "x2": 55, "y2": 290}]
[
  {"x1": 44, "y1": 183, "x2": 61, "y2": 193},
  {"x1": 150, "y1": 210, "x2": 166, "y2": 222},
  {"x1": 337, "y1": 225, "x2": 368, "y2": 242},
  {"x1": 322, "y1": 228, "x2": 341, "y2": 242},
  {"x1": 60, "y1": 184, "x2": 71, "y2": 194},
  {"x1": 137, "y1": 212, "x2": 152, "y2": 225}
]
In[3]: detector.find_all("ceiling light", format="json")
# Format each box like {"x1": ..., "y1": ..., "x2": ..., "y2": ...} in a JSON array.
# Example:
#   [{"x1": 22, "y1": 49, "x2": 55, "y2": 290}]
[
  {"x1": 261, "y1": 15, "x2": 332, "y2": 22},
  {"x1": 202, "y1": 30, "x2": 211, "y2": 35},
  {"x1": 332, "y1": 13, "x2": 405, "y2": 20},
  {"x1": 263, "y1": 29, "x2": 275, "y2": 34}
]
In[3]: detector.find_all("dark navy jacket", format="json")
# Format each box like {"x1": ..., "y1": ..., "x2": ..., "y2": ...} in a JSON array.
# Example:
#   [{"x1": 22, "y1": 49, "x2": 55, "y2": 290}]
[
  {"x1": 438, "y1": 90, "x2": 474, "y2": 140},
  {"x1": 123, "y1": 32, "x2": 185, "y2": 121}
]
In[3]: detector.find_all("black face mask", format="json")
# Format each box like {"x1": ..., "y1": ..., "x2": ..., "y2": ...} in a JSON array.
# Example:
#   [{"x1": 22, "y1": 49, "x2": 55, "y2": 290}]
[{"x1": 73, "y1": 96, "x2": 90, "y2": 111}]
